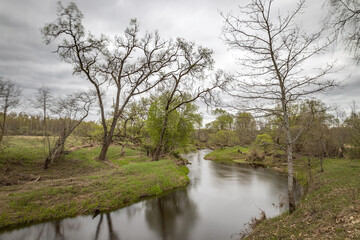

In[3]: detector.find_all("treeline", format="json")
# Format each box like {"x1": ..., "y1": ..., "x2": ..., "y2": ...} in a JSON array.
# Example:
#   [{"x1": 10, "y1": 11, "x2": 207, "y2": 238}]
[
  {"x1": 1, "y1": 112, "x2": 97, "y2": 137},
  {"x1": 195, "y1": 100, "x2": 360, "y2": 159},
  {"x1": 0, "y1": 94, "x2": 203, "y2": 154},
  {"x1": 2, "y1": 95, "x2": 360, "y2": 161}
]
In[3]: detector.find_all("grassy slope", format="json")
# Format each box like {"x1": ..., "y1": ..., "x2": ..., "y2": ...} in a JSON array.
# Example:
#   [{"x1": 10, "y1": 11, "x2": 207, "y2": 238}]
[
  {"x1": 205, "y1": 146, "x2": 289, "y2": 174},
  {"x1": 204, "y1": 147, "x2": 360, "y2": 239},
  {"x1": 0, "y1": 136, "x2": 189, "y2": 230},
  {"x1": 245, "y1": 158, "x2": 360, "y2": 239},
  {"x1": 204, "y1": 146, "x2": 250, "y2": 163}
]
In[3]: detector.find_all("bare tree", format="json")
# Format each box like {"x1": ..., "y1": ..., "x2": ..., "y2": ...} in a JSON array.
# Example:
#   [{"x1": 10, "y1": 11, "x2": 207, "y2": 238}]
[
  {"x1": 42, "y1": 2, "x2": 177, "y2": 161},
  {"x1": 325, "y1": 0, "x2": 360, "y2": 64},
  {"x1": 44, "y1": 91, "x2": 93, "y2": 169},
  {"x1": 0, "y1": 78, "x2": 21, "y2": 144},
  {"x1": 33, "y1": 86, "x2": 52, "y2": 154},
  {"x1": 151, "y1": 39, "x2": 224, "y2": 161},
  {"x1": 222, "y1": 0, "x2": 339, "y2": 213}
]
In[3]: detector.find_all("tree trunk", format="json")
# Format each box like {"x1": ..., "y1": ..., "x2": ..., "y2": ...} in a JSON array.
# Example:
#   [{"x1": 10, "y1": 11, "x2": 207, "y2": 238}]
[
  {"x1": 287, "y1": 142, "x2": 296, "y2": 213},
  {"x1": 97, "y1": 97, "x2": 123, "y2": 161},
  {"x1": 44, "y1": 132, "x2": 66, "y2": 169},
  {"x1": 320, "y1": 156, "x2": 324, "y2": 173},
  {"x1": 308, "y1": 157, "x2": 312, "y2": 187},
  {"x1": 99, "y1": 136, "x2": 112, "y2": 161},
  {"x1": 152, "y1": 114, "x2": 169, "y2": 161},
  {"x1": 0, "y1": 109, "x2": 6, "y2": 143},
  {"x1": 283, "y1": 106, "x2": 296, "y2": 213},
  {"x1": 98, "y1": 114, "x2": 118, "y2": 161},
  {"x1": 120, "y1": 144, "x2": 125, "y2": 157}
]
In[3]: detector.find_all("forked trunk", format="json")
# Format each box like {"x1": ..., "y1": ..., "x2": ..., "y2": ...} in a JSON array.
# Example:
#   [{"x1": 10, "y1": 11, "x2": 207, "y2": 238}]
[
  {"x1": 99, "y1": 136, "x2": 111, "y2": 161},
  {"x1": 44, "y1": 133, "x2": 66, "y2": 169}
]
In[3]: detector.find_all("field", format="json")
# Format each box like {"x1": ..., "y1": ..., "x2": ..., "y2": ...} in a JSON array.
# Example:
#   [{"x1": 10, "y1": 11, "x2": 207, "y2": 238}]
[{"x1": 0, "y1": 136, "x2": 189, "y2": 230}]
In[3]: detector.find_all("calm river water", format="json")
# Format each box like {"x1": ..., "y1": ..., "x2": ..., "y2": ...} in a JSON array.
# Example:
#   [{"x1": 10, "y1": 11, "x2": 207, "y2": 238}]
[{"x1": 0, "y1": 149, "x2": 297, "y2": 240}]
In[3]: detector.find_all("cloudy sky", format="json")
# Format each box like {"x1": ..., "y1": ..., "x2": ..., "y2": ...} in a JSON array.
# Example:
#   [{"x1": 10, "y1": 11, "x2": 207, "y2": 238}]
[{"x1": 0, "y1": 0, "x2": 358, "y2": 123}]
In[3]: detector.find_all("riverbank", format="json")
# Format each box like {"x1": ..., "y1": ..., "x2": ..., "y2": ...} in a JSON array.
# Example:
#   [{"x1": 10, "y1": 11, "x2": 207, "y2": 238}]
[
  {"x1": 246, "y1": 157, "x2": 360, "y2": 239},
  {"x1": 205, "y1": 147, "x2": 360, "y2": 239},
  {"x1": 204, "y1": 146, "x2": 288, "y2": 174},
  {"x1": 203, "y1": 146, "x2": 250, "y2": 163},
  {"x1": 0, "y1": 136, "x2": 189, "y2": 231}
]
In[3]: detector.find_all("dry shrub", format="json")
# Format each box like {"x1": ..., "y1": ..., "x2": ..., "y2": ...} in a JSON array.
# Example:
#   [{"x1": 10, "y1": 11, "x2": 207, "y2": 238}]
[
  {"x1": 246, "y1": 149, "x2": 265, "y2": 162},
  {"x1": 231, "y1": 209, "x2": 267, "y2": 240}
]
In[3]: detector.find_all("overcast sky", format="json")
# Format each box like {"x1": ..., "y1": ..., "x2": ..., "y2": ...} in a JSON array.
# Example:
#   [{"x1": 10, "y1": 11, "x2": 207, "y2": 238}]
[{"x1": 0, "y1": 0, "x2": 358, "y2": 123}]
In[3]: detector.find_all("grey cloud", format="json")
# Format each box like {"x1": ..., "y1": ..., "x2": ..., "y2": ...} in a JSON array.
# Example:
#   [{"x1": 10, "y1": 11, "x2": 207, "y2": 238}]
[{"x1": 0, "y1": 0, "x2": 358, "y2": 122}]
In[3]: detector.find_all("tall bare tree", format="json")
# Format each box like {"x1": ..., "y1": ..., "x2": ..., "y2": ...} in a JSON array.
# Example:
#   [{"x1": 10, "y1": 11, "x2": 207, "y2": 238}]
[
  {"x1": 44, "y1": 91, "x2": 93, "y2": 169},
  {"x1": 325, "y1": 0, "x2": 360, "y2": 64},
  {"x1": 222, "y1": 0, "x2": 339, "y2": 213},
  {"x1": 0, "y1": 78, "x2": 21, "y2": 144},
  {"x1": 42, "y1": 2, "x2": 177, "y2": 161},
  {"x1": 33, "y1": 86, "x2": 52, "y2": 154}
]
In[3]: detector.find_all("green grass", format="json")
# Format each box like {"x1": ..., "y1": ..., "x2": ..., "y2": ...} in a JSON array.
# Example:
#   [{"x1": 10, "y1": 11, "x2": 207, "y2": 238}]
[
  {"x1": 204, "y1": 146, "x2": 250, "y2": 163},
  {"x1": 204, "y1": 146, "x2": 360, "y2": 239},
  {"x1": 0, "y1": 136, "x2": 190, "y2": 230},
  {"x1": 245, "y1": 158, "x2": 360, "y2": 239}
]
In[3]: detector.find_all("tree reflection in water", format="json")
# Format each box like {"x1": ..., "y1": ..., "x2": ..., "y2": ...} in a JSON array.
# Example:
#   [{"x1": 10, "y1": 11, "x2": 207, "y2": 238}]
[
  {"x1": 93, "y1": 213, "x2": 120, "y2": 240},
  {"x1": 145, "y1": 189, "x2": 198, "y2": 240},
  {"x1": 53, "y1": 221, "x2": 64, "y2": 240}
]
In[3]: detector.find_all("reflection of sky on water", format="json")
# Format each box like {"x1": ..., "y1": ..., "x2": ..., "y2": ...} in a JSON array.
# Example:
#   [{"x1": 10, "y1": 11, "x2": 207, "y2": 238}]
[{"x1": 1, "y1": 150, "x2": 295, "y2": 240}]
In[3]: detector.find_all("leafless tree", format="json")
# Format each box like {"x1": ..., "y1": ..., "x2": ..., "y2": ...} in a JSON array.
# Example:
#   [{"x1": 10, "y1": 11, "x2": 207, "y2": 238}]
[
  {"x1": 0, "y1": 78, "x2": 21, "y2": 144},
  {"x1": 42, "y1": 2, "x2": 177, "y2": 161},
  {"x1": 222, "y1": 0, "x2": 339, "y2": 213},
  {"x1": 325, "y1": 0, "x2": 360, "y2": 64},
  {"x1": 33, "y1": 86, "x2": 52, "y2": 154},
  {"x1": 151, "y1": 39, "x2": 224, "y2": 161},
  {"x1": 44, "y1": 91, "x2": 93, "y2": 169}
]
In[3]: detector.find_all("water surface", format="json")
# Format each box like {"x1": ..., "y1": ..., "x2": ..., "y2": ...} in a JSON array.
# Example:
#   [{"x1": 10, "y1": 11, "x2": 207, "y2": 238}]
[{"x1": 1, "y1": 150, "x2": 295, "y2": 240}]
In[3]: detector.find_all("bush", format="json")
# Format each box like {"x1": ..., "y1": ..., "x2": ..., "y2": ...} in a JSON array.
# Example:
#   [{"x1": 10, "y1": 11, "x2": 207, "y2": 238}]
[
  {"x1": 208, "y1": 130, "x2": 239, "y2": 148},
  {"x1": 254, "y1": 133, "x2": 273, "y2": 153},
  {"x1": 246, "y1": 149, "x2": 265, "y2": 162}
]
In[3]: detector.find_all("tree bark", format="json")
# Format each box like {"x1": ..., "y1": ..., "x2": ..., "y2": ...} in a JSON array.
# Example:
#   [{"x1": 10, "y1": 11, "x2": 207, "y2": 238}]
[
  {"x1": 99, "y1": 135, "x2": 112, "y2": 161},
  {"x1": 287, "y1": 141, "x2": 296, "y2": 213},
  {"x1": 152, "y1": 114, "x2": 169, "y2": 161},
  {"x1": 284, "y1": 110, "x2": 296, "y2": 213},
  {"x1": 44, "y1": 132, "x2": 65, "y2": 169},
  {"x1": 0, "y1": 107, "x2": 7, "y2": 143}
]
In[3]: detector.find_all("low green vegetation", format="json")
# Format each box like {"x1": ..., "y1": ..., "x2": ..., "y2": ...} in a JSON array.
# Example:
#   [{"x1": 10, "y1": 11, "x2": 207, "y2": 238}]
[
  {"x1": 0, "y1": 136, "x2": 189, "y2": 230},
  {"x1": 204, "y1": 145, "x2": 289, "y2": 174},
  {"x1": 204, "y1": 146, "x2": 249, "y2": 163},
  {"x1": 204, "y1": 146, "x2": 360, "y2": 239},
  {"x1": 245, "y1": 158, "x2": 360, "y2": 239}
]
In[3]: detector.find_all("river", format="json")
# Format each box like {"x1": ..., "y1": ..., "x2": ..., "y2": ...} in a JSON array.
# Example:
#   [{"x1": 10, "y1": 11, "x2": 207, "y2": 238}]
[{"x1": 0, "y1": 149, "x2": 298, "y2": 240}]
